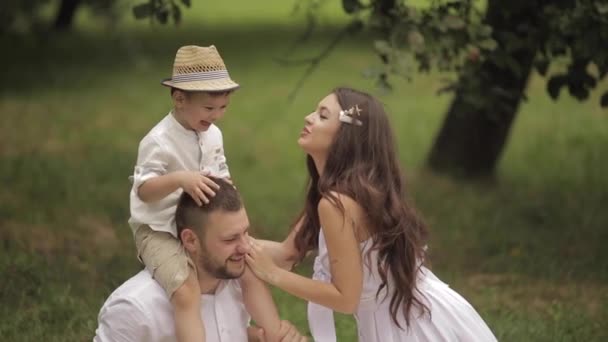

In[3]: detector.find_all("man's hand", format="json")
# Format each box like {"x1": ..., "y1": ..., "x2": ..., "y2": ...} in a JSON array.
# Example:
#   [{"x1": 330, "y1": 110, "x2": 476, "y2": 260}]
[{"x1": 247, "y1": 320, "x2": 307, "y2": 342}]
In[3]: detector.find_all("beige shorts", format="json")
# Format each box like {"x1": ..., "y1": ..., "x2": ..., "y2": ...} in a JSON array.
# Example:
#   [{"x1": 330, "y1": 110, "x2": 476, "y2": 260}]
[{"x1": 134, "y1": 225, "x2": 195, "y2": 297}]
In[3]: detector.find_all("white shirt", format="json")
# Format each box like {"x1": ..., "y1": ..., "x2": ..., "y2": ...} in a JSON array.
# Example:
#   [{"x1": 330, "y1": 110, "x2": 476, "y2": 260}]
[
  {"x1": 94, "y1": 270, "x2": 250, "y2": 342},
  {"x1": 129, "y1": 112, "x2": 230, "y2": 237}
]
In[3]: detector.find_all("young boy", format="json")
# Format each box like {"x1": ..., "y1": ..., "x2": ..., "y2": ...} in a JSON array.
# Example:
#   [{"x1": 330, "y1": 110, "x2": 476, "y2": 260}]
[{"x1": 129, "y1": 45, "x2": 281, "y2": 342}]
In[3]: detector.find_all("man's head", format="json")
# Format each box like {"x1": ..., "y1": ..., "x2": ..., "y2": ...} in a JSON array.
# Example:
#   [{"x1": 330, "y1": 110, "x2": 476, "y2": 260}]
[{"x1": 175, "y1": 177, "x2": 250, "y2": 279}]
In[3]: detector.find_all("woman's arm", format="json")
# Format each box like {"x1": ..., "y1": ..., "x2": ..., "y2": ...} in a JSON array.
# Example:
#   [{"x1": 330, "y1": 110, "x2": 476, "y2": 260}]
[
  {"x1": 255, "y1": 217, "x2": 305, "y2": 270},
  {"x1": 247, "y1": 197, "x2": 363, "y2": 314},
  {"x1": 255, "y1": 239, "x2": 297, "y2": 271}
]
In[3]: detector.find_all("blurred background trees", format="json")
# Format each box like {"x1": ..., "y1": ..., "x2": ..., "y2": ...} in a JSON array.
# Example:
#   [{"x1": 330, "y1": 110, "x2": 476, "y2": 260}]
[
  {"x1": 3, "y1": 0, "x2": 606, "y2": 177},
  {"x1": 132, "y1": 0, "x2": 608, "y2": 176}
]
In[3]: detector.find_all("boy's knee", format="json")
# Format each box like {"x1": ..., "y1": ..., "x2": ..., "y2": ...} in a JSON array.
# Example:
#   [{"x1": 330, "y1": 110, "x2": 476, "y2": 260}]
[{"x1": 171, "y1": 272, "x2": 200, "y2": 308}]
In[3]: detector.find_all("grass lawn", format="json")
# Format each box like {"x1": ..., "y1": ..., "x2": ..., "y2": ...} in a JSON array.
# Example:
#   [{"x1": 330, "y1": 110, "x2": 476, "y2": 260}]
[{"x1": 1, "y1": 1, "x2": 607, "y2": 341}]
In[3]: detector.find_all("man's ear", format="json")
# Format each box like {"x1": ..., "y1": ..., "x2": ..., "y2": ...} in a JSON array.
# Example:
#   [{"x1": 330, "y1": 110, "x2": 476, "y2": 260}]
[{"x1": 180, "y1": 228, "x2": 199, "y2": 253}]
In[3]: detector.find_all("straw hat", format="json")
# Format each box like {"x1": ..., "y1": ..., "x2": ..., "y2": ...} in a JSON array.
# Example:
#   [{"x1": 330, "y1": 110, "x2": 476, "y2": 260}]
[{"x1": 161, "y1": 45, "x2": 240, "y2": 92}]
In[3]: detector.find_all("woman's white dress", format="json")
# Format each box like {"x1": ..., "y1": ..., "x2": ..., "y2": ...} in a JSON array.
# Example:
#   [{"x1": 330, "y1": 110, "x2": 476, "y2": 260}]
[{"x1": 307, "y1": 230, "x2": 498, "y2": 342}]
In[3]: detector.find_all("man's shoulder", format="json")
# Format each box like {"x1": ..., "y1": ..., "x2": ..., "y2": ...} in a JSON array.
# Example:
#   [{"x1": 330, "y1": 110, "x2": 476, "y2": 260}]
[
  {"x1": 104, "y1": 270, "x2": 169, "y2": 311},
  {"x1": 94, "y1": 270, "x2": 173, "y2": 341}
]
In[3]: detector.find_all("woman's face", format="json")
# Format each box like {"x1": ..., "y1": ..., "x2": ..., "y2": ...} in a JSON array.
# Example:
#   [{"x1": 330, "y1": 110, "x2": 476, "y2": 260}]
[{"x1": 298, "y1": 93, "x2": 342, "y2": 156}]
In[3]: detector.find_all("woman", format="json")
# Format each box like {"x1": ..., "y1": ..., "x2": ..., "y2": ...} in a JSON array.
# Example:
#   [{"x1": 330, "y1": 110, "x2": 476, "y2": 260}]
[{"x1": 246, "y1": 87, "x2": 497, "y2": 341}]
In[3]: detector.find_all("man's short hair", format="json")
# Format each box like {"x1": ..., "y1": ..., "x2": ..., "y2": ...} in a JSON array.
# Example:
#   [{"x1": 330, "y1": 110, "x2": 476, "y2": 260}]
[{"x1": 175, "y1": 177, "x2": 242, "y2": 240}]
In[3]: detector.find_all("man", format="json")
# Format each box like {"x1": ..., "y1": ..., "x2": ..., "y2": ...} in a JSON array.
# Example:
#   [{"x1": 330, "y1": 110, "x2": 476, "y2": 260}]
[{"x1": 94, "y1": 178, "x2": 306, "y2": 341}]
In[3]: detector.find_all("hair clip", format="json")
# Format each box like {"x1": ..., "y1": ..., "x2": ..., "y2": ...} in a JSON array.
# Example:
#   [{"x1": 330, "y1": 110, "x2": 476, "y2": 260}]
[{"x1": 339, "y1": 104, "x2": 363, "y2": 126}]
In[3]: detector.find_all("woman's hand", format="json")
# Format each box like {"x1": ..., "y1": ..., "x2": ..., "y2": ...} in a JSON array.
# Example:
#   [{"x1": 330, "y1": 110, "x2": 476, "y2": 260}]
[
  {"x1": 253, "y1": 239, "x2": 300, "y2": 271},
  {"x1": 246, "y1": 237, "x2": 281, "y2": 284}
]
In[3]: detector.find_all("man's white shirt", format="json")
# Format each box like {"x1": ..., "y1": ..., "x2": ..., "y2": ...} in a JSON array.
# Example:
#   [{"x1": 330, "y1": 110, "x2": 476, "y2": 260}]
[{"x1": 94, "y1": 270, "x2": 249, "y2": 342}]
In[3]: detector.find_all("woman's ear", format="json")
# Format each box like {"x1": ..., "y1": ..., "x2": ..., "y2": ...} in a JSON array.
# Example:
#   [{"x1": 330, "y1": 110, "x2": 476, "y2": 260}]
[{"x1": 180, "y1": 228, "x2": 199, "y2": 253}]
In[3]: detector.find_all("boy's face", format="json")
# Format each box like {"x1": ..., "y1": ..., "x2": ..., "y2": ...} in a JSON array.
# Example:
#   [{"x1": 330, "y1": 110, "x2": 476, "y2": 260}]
[{"x1": 174, "y1": 91, "x2": 231, "y2": 132}]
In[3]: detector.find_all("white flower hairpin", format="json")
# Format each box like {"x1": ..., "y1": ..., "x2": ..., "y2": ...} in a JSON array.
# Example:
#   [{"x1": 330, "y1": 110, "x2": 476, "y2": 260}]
[{"x1": 339, "y1": 104, "x2": 363, "y2": 126}]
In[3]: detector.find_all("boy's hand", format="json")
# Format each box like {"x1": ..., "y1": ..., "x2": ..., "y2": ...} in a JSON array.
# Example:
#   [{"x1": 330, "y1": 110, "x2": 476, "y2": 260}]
[
  {"x1": 177, "y1": 171, "x2": 220, "y2": 206},
  {"x1": 248, "y1": 320, "x2": 307, "y2": 342}
]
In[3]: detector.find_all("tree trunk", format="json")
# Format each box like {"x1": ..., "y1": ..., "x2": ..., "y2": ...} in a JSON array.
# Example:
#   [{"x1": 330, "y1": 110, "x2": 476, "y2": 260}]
[
  {"x1": 427, "y1": 0, "x2": 546, "y2": 178},
  {"x1": 53, "y1": 0, "x2": 82, "y2": 31}
]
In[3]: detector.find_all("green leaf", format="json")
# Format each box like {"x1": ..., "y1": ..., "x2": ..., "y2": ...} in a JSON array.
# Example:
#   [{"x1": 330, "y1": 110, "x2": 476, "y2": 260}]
[
  {"x1": 568, "y1": 82, "x2": 589, "y2": 101},
  {"x1": 342, "y1": 0, "x2": 362, "y2": 14},
  {"x1": 374, "y1": 40, "x2": 392, "y2": 55},
  {"x1": 181, "y1": 0, "x2": 191, "y2": 8},
  {"x1": 581, "y1": 72, "x2": 596, "y2": 88},
  {"x1": 407, "y1": 31, "x2": 425, "y2": 52},
  {"x1": 406, "y1": 6, "x2": 422, "y2": 24},
  {"x1": 361, "y1": 66, "x2": 384, "y2": 79},
  {"x1": 376, "y1": 74, "x2": 393, "y2": 94},
  {"x1": 172, "y1": 5, "x2": 181, "y2": 24},
  {"x1": 132, "y1": 3, "x2": 152, "y2": 20},
  {"x1": 478, "y1": 38, "x2": 498, "y2": 51},
  {"x1": 444, "y1": 15, "x2": 466, "y2": 30},
  {"x1": 436, "y1": 82, "x2": 457, "y2": 96},
  {"x1": 347, "y1": 19, "x2": 364, "y2": 33},
  {"x1": 600, "y1": 92, "x2": 608, "y2": 107},
  {"x1": 445, "y1": 0, "x2": 465, "y2": 10},
  {"x1": 547, "y1": 75, "x2": 568, "y2": 100},
  {"x1": 599, "y1": 64, "x2": 608, "y2": 80},
  {"x1": 596, "y1": 3, "x2": 608, "y2": 14},
  {"x1": 156, "y1": 9, "x2": 169, "y2": 24},
  {"x1": 550, "y1": 44, "x2": 567, "y2": 56},
  {"x1": 534, "y1": 58, "x2": 550, "y2": 76},
  {"x1": 479, "y1": 25, "x2": 493, "y2": 37}
]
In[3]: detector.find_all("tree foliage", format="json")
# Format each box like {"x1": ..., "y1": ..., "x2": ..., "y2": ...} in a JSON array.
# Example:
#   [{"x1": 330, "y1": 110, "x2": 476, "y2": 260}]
[
  {"x1": 4, "y1": 0, "x2": 606, "y2": 107},
  {"x1": 344, "y1": 0, "x2": 608, "y2": 108},
  {"x1": 0, "y1": 0, "x2": 120, "y2": 34},
  {"x1": 1, "y1": 0, "x2": 54, "y2": 34},
  {"x1": 132, "y1": 0, "x2": 191, "y2": 25},
  {"x1": 133, "y1": 0, "x2": 608, "y2": 107},
  {"x1": 539, "y1": 1, "x2": 608, "y2": 105}
]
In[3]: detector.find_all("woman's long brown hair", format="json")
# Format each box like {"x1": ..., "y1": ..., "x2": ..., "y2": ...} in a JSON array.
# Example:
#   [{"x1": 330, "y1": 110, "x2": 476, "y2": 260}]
[{"x1": 293, "y1": 87, "x2": 429, "y2": 328}]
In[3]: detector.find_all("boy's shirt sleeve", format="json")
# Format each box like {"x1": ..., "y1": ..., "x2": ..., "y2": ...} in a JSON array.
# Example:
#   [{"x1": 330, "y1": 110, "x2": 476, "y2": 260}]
[
  {"x1": 216, "y1": 145, "x2": 230, "y2": 179},
  {"x1": 212, "y1": 128, "x2": 230, "y2": 179},
  {"x1": 130, "y1": 136, "x2": 169, "y2": 190}
]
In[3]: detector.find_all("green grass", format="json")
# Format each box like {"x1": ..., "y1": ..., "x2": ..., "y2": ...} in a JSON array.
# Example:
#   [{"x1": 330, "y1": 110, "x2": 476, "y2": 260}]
[{"x1": 1, "y1": 1, "x2": 608, "y2": 341}]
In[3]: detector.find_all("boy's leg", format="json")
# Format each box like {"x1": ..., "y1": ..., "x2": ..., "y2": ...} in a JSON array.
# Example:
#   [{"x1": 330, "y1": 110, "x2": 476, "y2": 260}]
[
  {"x1": 135, "y1": 226, "x2": 205, "y2": 342},
  {"x1": 171, "y1": 269, "x2": 204, "y2": 342}
]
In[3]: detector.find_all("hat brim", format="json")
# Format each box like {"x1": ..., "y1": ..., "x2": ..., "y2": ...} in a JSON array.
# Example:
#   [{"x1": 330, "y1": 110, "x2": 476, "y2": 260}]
[{"x1": 161, "y1": 78, "x2": 240, "y2": 92}]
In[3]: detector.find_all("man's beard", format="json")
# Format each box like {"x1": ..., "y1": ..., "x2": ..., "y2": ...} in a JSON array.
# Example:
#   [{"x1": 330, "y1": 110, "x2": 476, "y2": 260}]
[{"x1": 198, "y1": 245, "x2": 245, "y2": 279}]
